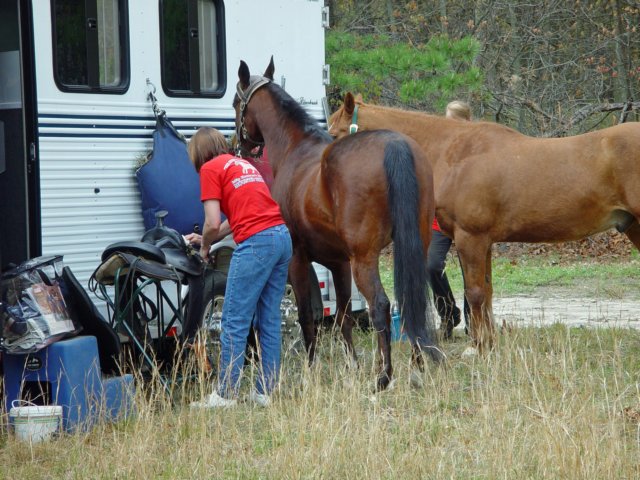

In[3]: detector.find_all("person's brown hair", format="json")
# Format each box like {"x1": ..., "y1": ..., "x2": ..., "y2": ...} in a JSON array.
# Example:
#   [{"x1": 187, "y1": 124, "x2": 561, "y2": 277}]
[
  {"x1": 445, "y1": 100, "x2": 472, "y2": 121},
  {"x1": 188, "y1": 127, "x2": 230, "y2": 173}
]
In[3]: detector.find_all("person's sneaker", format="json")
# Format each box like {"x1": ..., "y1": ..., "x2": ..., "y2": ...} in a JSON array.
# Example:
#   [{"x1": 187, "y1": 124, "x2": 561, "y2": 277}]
[
  {"x1": 190, "y1": 391, "x2": 237, "y2": 409},
  {"x1": 249, "y1": 389, "x2": 271, "y2": 407}
]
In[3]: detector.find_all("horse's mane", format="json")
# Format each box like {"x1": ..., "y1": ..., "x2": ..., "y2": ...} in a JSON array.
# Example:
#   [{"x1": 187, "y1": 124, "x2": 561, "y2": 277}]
[{"x1": 267, "y1": 84, "x2": 333, "y2": 143}]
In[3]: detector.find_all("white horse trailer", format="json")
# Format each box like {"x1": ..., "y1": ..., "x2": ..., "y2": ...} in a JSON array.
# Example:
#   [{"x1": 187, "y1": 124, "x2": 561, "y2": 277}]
[{"x1": 0, "y1": 0, "x2": 366, "y2": 322}]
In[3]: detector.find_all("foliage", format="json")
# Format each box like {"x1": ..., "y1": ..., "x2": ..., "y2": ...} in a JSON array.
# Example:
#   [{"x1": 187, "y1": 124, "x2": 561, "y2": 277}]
[
  {"x1": 327, "y1": 0, "x2": 640, "y2": 136},
  {"x1": 326, "y1": 31, "x2": 482, "y2": 110}
]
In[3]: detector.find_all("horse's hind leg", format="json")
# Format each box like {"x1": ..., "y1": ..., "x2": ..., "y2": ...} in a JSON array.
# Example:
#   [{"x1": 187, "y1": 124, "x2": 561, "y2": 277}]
[
  {"x1": 328, "y1": 261, "x2": 358, "y2": 368},
  {"x1": 351, "y1": 256, "x2": 393, "y2": 390},
  {"x1": 289, "y1": 250, "x2": 319, "y2": 365}
]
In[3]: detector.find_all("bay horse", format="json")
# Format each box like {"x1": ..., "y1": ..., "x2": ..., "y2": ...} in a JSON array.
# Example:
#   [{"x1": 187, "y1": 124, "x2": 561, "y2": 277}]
[
  {"x1": 233, "y1": 59, "x2": 443, "y2": 390},
  {"x1": 329, "y1": 93, "x2": 640, "y2": 353}
]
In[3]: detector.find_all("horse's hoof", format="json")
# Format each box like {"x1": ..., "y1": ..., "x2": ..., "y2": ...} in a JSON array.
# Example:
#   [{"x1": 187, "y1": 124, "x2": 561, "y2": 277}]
[
  {"x1": 409, "y1": 369, "x2": 424, "y2": 389},
  {"x1": 300, "y1": 360, "x2": 321, "y2": 389},
  {"x1": 376, "y1": 374, "x2": 393, "y2": 391},
  {"x1": 461, "y1": 346, "x2": 479, "y2": 357},
  {"x1": 347, "y1": 356, "x2": 359, "y2": 371},
  {"x1": 439, "y1": 315, "x2": 461, "y2": 340},
  {"x1": 426, "y1": 345, "x2": 447, "y2": 364}
]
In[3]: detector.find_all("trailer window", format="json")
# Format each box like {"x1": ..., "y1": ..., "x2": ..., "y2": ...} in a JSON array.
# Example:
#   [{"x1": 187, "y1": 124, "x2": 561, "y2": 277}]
[
  {"x1": 52, "y1": 0, "x2": 129, "y2": 93},
  {"x1": 160, "y1": 0, "x2": 226, "y2": 97}
]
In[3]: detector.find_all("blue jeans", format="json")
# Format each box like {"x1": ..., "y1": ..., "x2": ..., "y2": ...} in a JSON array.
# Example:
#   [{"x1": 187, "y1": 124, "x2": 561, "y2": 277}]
[
  {"x1": 217, "y1": 224, "x2": 292, "y2": 398},
  {"x1": 426, "y1": 229, "x2": 469, "y2": 328}
]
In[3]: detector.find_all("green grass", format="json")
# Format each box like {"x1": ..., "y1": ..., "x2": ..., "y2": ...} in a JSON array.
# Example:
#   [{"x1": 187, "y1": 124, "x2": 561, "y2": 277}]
[
  {"x1": 380, "y1": 254, "x2": 640, "y2": 299},
  {"x1": 2, "y1": 327, "x2": 640, "y2": 479},
  {"x1": 3, "y1": 253, "x2": 640, "y2": 478}
]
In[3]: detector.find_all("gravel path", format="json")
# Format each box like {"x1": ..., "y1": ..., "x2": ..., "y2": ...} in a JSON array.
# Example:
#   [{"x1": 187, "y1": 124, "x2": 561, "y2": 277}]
[
  {"x1": 489, "y1": 295, "x2": 640, "y2": 329},
  {"x1": 443, "y1": 291, "x2": 640, "y2": 333}
]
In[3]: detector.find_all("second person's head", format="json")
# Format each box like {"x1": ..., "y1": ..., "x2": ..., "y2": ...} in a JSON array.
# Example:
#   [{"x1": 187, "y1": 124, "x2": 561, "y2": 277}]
[{"x1": 188, "y1": 127, "x2": 230, "y2": 173}]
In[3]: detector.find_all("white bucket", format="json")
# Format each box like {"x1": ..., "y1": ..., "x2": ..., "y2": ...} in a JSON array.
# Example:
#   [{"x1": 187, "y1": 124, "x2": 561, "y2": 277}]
[{"x1": 9, "y1": 400, "x2": 62, "y2": 443}]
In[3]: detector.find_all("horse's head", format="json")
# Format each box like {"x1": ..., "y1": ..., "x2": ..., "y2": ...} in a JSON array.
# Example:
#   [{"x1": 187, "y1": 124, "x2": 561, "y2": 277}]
[
  {"x1": 233, "y1": 57, "x2": 275, "y2": 157},
  {"x1": 328, "y1": 92, "x2": 364, "y2": 139}
]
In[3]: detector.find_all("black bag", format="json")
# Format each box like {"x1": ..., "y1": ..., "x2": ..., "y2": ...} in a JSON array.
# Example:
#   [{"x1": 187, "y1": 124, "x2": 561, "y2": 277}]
[
  {"x1": 61, "y1": 267, "x2": 121, "y2": 375},
  {"x1": 0, "y1": 256, "x2": 81, "y2": 354}
]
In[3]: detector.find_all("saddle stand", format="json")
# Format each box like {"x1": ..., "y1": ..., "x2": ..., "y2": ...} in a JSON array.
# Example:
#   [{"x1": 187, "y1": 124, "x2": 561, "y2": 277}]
[{"x1": 90, "y1": 247, "x2": 187, "y2": 394}]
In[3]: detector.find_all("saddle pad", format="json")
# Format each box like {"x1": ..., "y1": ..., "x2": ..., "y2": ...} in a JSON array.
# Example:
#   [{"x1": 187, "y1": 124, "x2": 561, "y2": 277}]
[{"x1": 94, "y1": 252, "x2": 183, "y2": 285}]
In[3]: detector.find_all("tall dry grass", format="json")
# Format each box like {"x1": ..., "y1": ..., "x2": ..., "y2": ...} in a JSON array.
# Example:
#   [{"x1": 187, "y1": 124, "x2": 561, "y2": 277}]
[{"x1": 2, "y1": 325, "x2": 640, "y2": 479}]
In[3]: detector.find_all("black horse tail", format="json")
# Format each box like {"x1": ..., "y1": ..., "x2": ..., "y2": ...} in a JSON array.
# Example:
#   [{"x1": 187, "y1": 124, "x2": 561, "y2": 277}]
[{"x1": 383, "y1": 137, "x2": 441, "y2": 360}]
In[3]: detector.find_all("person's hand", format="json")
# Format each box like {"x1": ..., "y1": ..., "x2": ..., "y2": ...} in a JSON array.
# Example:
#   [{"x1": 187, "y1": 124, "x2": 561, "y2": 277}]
[
  {"x1": 184, "y1": 233, "x2": 202, "y2": 246},
  {"x1": 199, "y1": 245, "x2": 211, "y2": 263}
]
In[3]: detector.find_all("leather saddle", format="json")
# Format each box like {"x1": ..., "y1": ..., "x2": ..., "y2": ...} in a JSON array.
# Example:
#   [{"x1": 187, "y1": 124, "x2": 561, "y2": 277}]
[{"x1": 98, "y1": 210, "x2": 203, "y2": 282}]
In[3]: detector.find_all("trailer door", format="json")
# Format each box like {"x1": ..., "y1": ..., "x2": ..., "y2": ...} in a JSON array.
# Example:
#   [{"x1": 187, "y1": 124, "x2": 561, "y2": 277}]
[{"x1": 0, "y1": 0, "x2": 39, "y2": 270}]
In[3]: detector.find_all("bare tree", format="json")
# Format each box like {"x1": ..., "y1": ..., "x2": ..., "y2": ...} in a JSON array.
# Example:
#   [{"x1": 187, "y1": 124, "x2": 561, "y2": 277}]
[{"x1": 328, "y1": 0, "x2": 640, "y2": 136}]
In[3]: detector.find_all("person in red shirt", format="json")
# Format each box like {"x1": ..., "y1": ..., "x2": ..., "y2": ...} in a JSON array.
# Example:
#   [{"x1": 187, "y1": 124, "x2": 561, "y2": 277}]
[
  {"x1": 429, "y1": 101, "x2": 472, "y2": 339},
  {"x1": 187, "y1": 127, "x2": 292, "y2": 408}
]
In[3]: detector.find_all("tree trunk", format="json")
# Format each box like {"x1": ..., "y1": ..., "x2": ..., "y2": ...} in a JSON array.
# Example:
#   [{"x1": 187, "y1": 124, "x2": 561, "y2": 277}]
[{"x1": 612, "y1": 0, "x2": 632, "y2": 104}]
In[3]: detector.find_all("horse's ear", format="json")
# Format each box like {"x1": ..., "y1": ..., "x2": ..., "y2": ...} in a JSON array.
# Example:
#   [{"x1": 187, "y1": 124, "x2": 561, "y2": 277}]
[
  {"x1": 238, "y1": 60, "x2": 250, "y2": 89},
  {"x1": 264, "y1": 56, "x2": 275, "y2": 81},
  {"x1": 343, "y1": 92, "x2": 355, "y2": 115},
  {"x1": 354, "y1": 93, "x2": 363, "y2": 103}
]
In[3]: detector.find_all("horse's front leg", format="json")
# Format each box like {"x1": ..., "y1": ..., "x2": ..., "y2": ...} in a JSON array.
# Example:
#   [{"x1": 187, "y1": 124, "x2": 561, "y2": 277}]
[
  {"x1": 328, "y1": 261, "x2": 358, "y2": 368},
  {"x1": 624, "y1": 220, "x2": 640, "y2": 250},
  {"x1": 352, "y1": 257, "x2": 392, "y2": 391},
  {"x1": 455, "y1": 233, "x2": 495, "y2": 353},
  {"x1": 485, "y1": 247, "x2": 500, "y2": 332},
  {"x1": 289, "y1": 250, "x2": 318, "y2": 364}
]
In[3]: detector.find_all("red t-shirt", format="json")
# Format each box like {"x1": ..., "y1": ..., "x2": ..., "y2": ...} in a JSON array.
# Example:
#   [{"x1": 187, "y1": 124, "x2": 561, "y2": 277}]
[
  {"x1": 432, "y1": 218, "x2": 441, "y2": 231},
  {"x1": 200, "y1": 153, "x2": 284, "y2": 243}
]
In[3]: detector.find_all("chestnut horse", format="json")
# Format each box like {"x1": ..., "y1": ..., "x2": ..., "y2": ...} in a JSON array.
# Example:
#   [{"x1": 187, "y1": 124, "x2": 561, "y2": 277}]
[
  {"x1": 329, "y1": 93, "x2": 640, "y2": 353},
  {"x1": 233, "y1": 59, "x2": 442, "y2": 390}
]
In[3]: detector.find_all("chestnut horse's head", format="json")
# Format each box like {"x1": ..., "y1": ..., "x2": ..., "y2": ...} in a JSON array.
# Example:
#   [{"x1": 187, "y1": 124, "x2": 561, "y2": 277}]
[
  {"x1": 328, "y1": 92, "x2": 364, "y2": 139},
  {"x1": 233, "y1": 56, "x2": 275, "y2": 157}
]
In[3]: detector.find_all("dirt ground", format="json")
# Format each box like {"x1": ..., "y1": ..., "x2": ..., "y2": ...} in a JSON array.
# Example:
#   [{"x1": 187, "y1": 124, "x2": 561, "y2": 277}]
[
  {"x1": 447, "y1": 293, "x2": 640, "y2": 334},
  {"x1": 450, "y1": 230, "x2": 640, "y2": 331},
  {"x1": 494, "y1": 295, "x2": 640, "y2": 328}
]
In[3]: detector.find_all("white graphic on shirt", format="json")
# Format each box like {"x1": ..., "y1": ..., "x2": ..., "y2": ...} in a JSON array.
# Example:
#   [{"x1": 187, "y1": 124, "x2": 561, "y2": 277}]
[
  {"x1": 224, "y1": 158, "x2": 258, "y2": 174},
  {"x1": 223, "y1": 157, "x2": 264, "y2": 189}
]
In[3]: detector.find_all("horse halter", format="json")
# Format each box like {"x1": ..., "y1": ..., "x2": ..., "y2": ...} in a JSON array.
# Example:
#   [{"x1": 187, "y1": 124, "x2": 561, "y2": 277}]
[
  {"x1": 236, "y1": 75, "x2": 271, "y2": 157},
  {"x1": 349, "y1": 105, "x2": 360, "y2": 134}
]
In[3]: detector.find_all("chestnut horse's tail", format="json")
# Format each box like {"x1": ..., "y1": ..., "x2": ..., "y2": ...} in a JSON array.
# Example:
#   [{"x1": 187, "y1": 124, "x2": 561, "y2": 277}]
[{"x1": 384, "y1": 138, "x2": 439, "y2": 356}]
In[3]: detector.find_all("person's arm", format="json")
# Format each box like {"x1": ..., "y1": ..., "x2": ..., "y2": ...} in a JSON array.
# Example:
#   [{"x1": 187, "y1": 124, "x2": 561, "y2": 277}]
[
  {"x1": 217, "y1": 219, "x2": 232, "y2": 239},
  {"x1": 186, "y1": 220, "x2": 230, "y2": 247},
  {"x1": 200, "y1": 199, "x2": 222, "y2": 260}
]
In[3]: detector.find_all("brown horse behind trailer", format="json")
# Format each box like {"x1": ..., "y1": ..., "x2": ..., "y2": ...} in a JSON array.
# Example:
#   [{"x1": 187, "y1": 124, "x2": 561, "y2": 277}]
[
  {"x1": 329, "y1": 93, "x2": 640, "y2": 352},
  {"x1": 234, "y1": 60, "x2": 443, "y2": 390}
]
